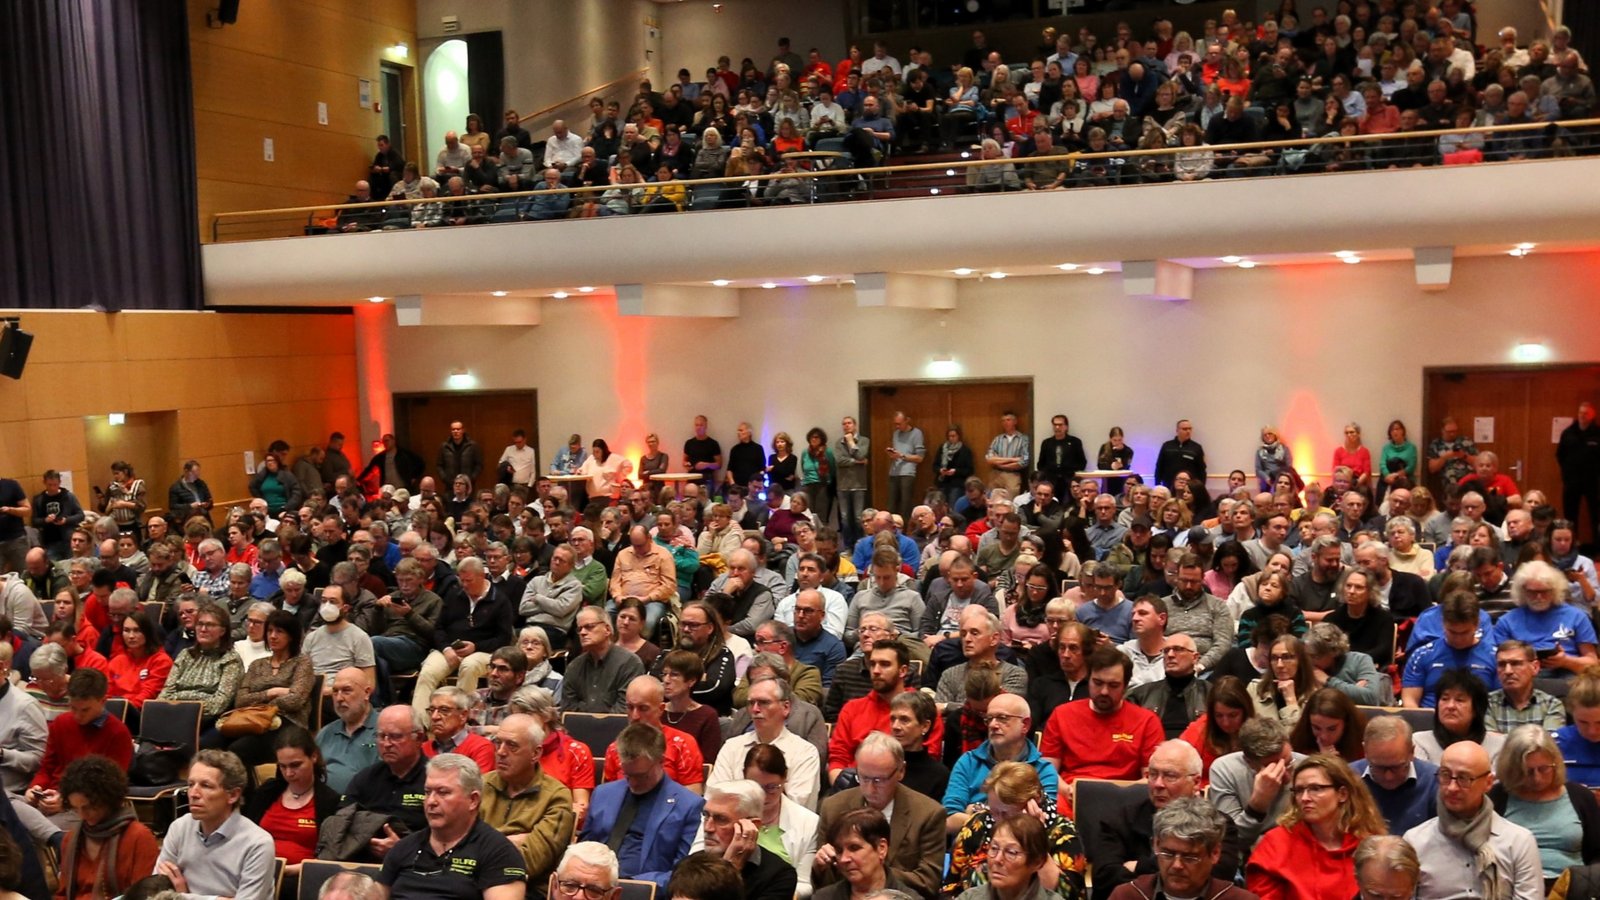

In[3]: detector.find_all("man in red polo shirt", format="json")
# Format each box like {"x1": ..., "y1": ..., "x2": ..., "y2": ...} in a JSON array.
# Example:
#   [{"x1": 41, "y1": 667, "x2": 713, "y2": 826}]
[
  {"x1": 1041, "y1": 644, "x2": 1163, "y2": 816},
  {"x1": 602, "y1": 675, "x2": 705, "y2": 792},
  {"x1": 27, "y1": 669, "x2": 132, "y2": 817},
  {"x1": 828, "y1": 642, "x2": 944, "y2": 782}
]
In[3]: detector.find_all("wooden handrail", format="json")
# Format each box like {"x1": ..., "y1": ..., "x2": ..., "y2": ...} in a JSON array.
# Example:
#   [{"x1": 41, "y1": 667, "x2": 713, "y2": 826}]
[
  {"x1": 518, "y1": 67, "x2": 650, "y2": 127},
  {"x1": 210, "y1": 116, "x2": 1600, "y2": 224}
]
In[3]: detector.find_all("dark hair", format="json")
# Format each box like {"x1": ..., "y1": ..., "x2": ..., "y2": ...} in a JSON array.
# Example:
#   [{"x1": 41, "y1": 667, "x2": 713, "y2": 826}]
[
  {"x1": 995, "y1": 813, "x2": 1049, "y2": 866},
  {"x1": 592, "y1": 439, "x2": 611, "y2": 463},
  {"x1": 1433, "y1": 670, "x2": 1489, "y2": 747},
  {"x1": 666, "y1": 853, "x2": 743, "y2": 900},
  {"x1": 123, "y1": 875, "x2": 176, "y2": 900},
  {"x1": 744, "y1": 742, "x2": 788, "y2": 778},
  {"x1": 59, "y1": 755, "x2": 129, "y2": 814},
  {"x1": 868, "y1": 639, "x2": 910, "y2": 669},
  {"x1": 661, "y1": 648, "x2": 704, "y2": 683},
  {"x1": 272, "y1": 725, "x2": 328, "y2": 784},
  {"x1": 1211, "y1": 540, "x2": 1259, "y2": 578},
  {"x1": 1289, "y1": 688, "x2": 1366, "y2": 760},
  {"x1": 830, "y1": 807, "x2": 891, "y2": 848},
  {"x1": 1087, "y1": 644, "x2": 1132, "y2": 681},
  {"x1": 1202, "y1": 676, "x2": 1256, "y2": 757},
  {"x1": 266, "y1": 609, "x2": 304, "y2": 656},
  {"x1": 122, "y1": 610, "x2": 159, "y2": 658},
  {"x1": 66, "y1": 667, "x2": 108, "y2": 701}
]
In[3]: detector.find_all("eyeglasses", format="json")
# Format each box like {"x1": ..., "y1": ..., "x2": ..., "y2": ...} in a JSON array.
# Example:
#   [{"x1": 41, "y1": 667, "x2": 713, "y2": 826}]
[
  {"x1": 1154, "y1": 849, "x2": 1206, "y2": 866},
  {"x1": 1437, "y1": 769, "x2": 1490, "y2": 788},
  {"x1": 427, "y1": 706, "x2": 460, "y2": 717},
  {"x1": 195, "y1": 622, "x2": 226, "y2": 632},
  {"x1": 701, "y1": 810, "x2": 737, "y2": 827},
  {"x1": 985, "y1": 843, "x2": 1027, "y2": 863},
  {"x1": 1145, "y1": 768, "x2": 1190, "y2": 783},
  {"x1": 1268, "y1": 653, "x2": 1298, "y2": 663},
  {"x1": 1162, "y1": 647, "x2": 1196, "y2": 656},
  {"x1": 1363, "y1": 760, "x2": 1410, "y2": 776},
  {"x1": 1525, "y1": 764, "x2": 1556, "y2": 778},
  {"x1": 555, "y1": 880, "x2": 614, "y2": 900},
  {"x1": 982, "y1": 713, "x2": 1024, "y2": 725},
  {"x1": 1290, "y1": 783, "x2": 1337, "y2": 797},
  {"x1": 858, "y1": 772, "x2": 898, "y2": 787}
]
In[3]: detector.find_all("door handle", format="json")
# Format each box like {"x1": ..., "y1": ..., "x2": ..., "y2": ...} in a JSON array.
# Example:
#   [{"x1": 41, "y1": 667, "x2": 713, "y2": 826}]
[{"x1": 1513, "y1": 459, "x2": 1524, "y2": 482}]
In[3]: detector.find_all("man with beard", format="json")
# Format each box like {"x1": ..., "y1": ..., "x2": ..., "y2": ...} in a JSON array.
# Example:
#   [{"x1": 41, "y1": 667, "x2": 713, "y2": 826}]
[
  {"x1": 1040, "y1": 645, "x2": 1163, "y2": 815},
  {"x1": 827, "y1": 641, "x2": 943, "y2": 782}
]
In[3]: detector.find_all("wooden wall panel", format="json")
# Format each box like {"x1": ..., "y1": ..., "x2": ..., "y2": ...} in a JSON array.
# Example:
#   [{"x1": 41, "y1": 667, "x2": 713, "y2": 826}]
[{"x1": 189, "y1": 0, "x2": 417, "y2": 240}]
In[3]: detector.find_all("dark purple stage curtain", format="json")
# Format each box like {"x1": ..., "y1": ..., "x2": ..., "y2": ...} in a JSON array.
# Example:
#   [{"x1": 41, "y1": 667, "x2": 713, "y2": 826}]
[{"x1": 0, "y1": 1, "x2": 202, "y2": 311}]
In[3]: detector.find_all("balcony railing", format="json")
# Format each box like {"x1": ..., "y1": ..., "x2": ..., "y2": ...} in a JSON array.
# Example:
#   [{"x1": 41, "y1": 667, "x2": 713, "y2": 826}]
[{"x1": 210, "y1": 117, "x2": 1600, "y2": 243}]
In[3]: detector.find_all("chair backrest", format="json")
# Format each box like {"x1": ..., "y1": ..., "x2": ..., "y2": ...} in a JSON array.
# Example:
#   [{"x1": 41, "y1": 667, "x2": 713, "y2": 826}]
[
  {"x1": 274, "y1": 858, "x2": 286, "y2": 898},
  {"x1": 299, "y1": 860, "x2": 384, "y2": 900},
  {"x1": 1071, "y1": 777, "x2": 1148, "y2": 830},
  {"x1": 104, "y1": 697, "x2": 130, "y2": 723},
  {"x1": 310, "y1": 673, "x2": 326, "y2": 732},
  {"x1": 562, "y1": 712, "x2": 630, "y2": 756},
  {"x1": 619, "y1": 880, "x2": 657, "y2": 900},
  {"x1": 138, "y1": 699, "x2": 203, "y2": 748},
  {"x1": 141, "y1": 601, "x2": 166, "y2": 625}
]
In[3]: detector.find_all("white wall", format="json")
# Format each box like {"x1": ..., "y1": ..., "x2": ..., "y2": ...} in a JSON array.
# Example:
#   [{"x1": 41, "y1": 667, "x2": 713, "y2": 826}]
[
  {"x1": 657, "y1": 0, "x2": 849, "y2": 84},
  {"x1": 366, "y1": 251, "x2": 1600, "y2": 485}
]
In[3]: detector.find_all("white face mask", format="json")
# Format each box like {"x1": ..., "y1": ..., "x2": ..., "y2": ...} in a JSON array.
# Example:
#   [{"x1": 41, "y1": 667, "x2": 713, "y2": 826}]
[
  {"x1": 1357, "y1": 58, "x2": 1375, "y2": 75},
  {"x1": 319, "y1": 602, "x2": 341, "y2": 623}
]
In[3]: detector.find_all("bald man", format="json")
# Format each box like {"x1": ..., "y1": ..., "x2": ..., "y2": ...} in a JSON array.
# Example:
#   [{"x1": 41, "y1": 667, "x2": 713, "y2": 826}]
[
  {"x1": 1403, "y1": 741, "x2": 1540, "y2": 900},
  {"x1": 601, "y1": 676, "x2": 705, "y2": 793},
  {"x1": 1126, "y1": 633, "x2": 1210, "y2": 738},
  {"x1": 943, "y1": 692, "x2": 1058, "y2": 833},
  {"x1": 317, "y1": 666, "x2": 380, "y2": 793}
]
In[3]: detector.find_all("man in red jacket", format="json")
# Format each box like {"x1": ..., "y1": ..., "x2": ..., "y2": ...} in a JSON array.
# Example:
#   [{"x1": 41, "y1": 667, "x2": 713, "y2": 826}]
[
  {"x1": 1041, "y1": 644, "x2": 1163, "y2": 816},
  {"x1": 828, "y1": 641, "x2": 943, "y2": 782},
  {"x1": 27, "y1": 668, "x2": 132, "y2": 820}
]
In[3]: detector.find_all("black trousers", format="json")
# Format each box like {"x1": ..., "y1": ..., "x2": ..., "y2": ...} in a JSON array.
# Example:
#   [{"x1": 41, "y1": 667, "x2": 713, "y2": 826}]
[{"x1": 1563, "y1": 477, "x2": 1600, "y2": 538}]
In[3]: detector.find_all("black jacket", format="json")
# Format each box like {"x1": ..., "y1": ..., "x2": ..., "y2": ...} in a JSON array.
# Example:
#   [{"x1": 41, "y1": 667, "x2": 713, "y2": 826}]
[
  {"x1": 1155, "y1": 438, "x2": 1206, "y2": 488},
  {"x1": 30, "y1": 488, "x2": 85, "y2": 548},
  {"x1": 1559, "y1": 421, "x2": 1600, "y2": 481},
  {"x1": 167, "y1": 478, "x2": 213, "y2": 519},
  {"x1": 437, "y1": 436, "x2": 484, "y2": 485},
  {"x1": 244, "y1": 777, "x2": 342, "y2": 825},
  {"x1": 358, "y1": 447, "x2": 425, "y2": 492}
]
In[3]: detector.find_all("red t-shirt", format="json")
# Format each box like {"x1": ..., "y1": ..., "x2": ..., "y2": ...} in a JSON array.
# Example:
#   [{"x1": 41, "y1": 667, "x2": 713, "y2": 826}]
[
  {"x1": 1040, "y1": 699, "x2": 1163, "y2": 814},
  {"x1": 423, "y1": 732, "x2": 495, "y2": 772},
  {"x1": 1461, "y1": 471, "x2": 1520, "y2": 498},
  {"x1": 604, "y1": 724, "x2": 705, "y2": 785},
  {"x1": 541, "y1": 732, "x2": 596, "y2": 792},
  {"x1": 828, "y1": 688, "x2": 945, "y2": 770},
  {"x1": 259, "y1": 795, "x2": 319, "y2": 864}
]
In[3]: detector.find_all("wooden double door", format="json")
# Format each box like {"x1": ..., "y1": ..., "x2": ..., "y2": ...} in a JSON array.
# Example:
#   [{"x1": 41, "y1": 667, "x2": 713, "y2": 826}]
[
  {"x1": 393, "y1": 391, "x2": 539, "y2": 487},
  {"x1": 861, "y1": 379, "x2": 1033, "y2": 510}
]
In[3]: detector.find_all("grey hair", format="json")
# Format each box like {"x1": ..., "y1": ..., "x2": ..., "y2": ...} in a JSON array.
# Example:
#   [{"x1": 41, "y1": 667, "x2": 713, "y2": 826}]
[
  {"x1": 1151, "y1": 796, "x2": 1226, "y2": 849},
  {"x1": 1447, "y1": 544, "x2": 1475, "y2": 568},
  {"x1": 192, "y1": 749, "x2": 250, "y2": 807},
  {"x1": 1304, "y1": 621, "x2": 1351, "y2": 659},
  {"x1": 279, "y1": 569, "x2": 307, "y2": 589},
  {"x1": 858, "y1": 730, "x2": 905, "y2": 767},
  {"x1": 29, "y1": 643, "x2": 68, "y2": 676},
  {"x1": 559, "y1": 842, "x2": 620, "y2": 886},
  {"x1": 1045, "y1": 596, "x2": 1074, "y2": 619},
  {"x1": 197, "y1": 538, "x2": 223, "y2": 555},
  {"x1": 1496, "y1": 724, "x2": 1566, "y2": 795},
  {"x1": 569, "y1": 527, "x2": 593, "y2": 543},
  {"x1": 249, "y1": 601, "x2": 276, "y2": 619},
  {"x1": 1363, "y1": 713, "x2": 1413, "y2": 745},
  {"x1": 749, "y1": 652, "x2": 788, "y2": 674},
  {"x1": 331, "y1": 561, "x2": 356, "y2": 583},
  {"x1": 1308, "y1": 534, "x2": 1342, "y2": 555},
  {"x1": 707, "y1": 779, "x2": 765, "y2": 818},
  {"x1": 981, "y1": 138, "x2": 1001, "y2": 154},
  {"x1": 509, "y1": 685, "x2": 558, "y2": 722},
  {"x1": 1238, "y1": 717, "x2": 1288, "y2": 761},
  {"x1": 427, "y1": 752, "x2": 485, "y2": 794},
  {"x1": 108, "y1": 586, "x2": 139, "y2": 609},
  {"x1": 961, "y1": 606, "x2": 1002, "y2": 633},
  {"x1": 864, "y1": 892, "x2": 919, "y2": 900},
  {"x1": 1386, "y1": 518, "x2": 1417, "y2": 538},
  {"x1": 319, "y1": 872, "x2": 378, "y2": 900},
  {"x1": 1154, "y1": 739, "x2": 1203, "y2": 777},
  {"x1": 747, "y1": 672, "x2": 793, "y2": 703},
  {"x1": 228, "y1": 563, "x2": 253, "y2": 580},
  {"x1": 519, "y1": 625, "x2": 551, "y2": 650},
  {"x1": 1512, "y1": 561, "x2": 1566, "y2": 607},
  {"x1": 456, "y1": 556, "x2": 486, "y2": 576},
  {"x1": 431, "y1": 685, "x2": 474, "y2": 712},
  {"x1": 1356, "y1": 541, "x2": 1390, "y2": 560},
  {"x1": 1354, "y1": 835, "x2": 1420, "y2": 885}
]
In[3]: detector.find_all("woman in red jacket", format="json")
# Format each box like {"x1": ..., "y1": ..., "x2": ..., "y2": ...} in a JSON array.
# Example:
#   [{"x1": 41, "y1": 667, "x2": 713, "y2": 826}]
[
  {"x1": 1246, "y1": 755, "x2": 1386, "y2": 900},
  {"x1": 105, "y1": 611, "x2": 172, "y2": 717}
]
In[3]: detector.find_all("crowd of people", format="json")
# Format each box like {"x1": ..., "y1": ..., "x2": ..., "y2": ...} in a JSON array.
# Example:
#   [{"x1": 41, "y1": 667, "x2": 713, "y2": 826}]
[
  {"x1": 0, "y1": 392, "x2": 1597, "y2": 900},
  {"x1": 325, "y1": 2, "x2": 1596, "y2": 233}
]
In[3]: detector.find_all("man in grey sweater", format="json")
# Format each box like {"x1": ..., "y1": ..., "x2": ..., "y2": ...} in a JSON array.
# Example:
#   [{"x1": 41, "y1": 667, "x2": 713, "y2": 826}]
[
  {"x1": 1164, "y1": 552, "x2": 1235, "y2": 674},
  {"x1": 844, "y1": 549, "x2": 925, "y2": 649},
  {"x1": 835, "y1": 417, "x2": 871, "y2": 545}
]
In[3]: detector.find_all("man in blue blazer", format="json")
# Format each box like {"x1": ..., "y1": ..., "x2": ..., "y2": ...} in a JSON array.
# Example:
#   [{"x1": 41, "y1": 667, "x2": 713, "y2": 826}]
[{"x1": 579, "y1": 723, "x2": 705, "y2": 889}]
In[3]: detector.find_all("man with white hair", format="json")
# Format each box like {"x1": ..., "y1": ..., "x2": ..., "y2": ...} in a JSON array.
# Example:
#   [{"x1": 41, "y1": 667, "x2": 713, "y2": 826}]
[
  {"x1": 553, "y1": 843, "x2": 620, "y2": 900},
  {"x1": 377, "y1": 754, "x2": 527, "y2": 900},
  {"x1": 481, "y1": 713, "x2": 574, "y2": 890},
  {"x1": 699, "y1": 780, "x2": 798, "y2": 900},
  {"x1": 933, "y1": 606, "x2": 1027, "y2": 709},
  {"x1": 412, "y1": 556, "x2": 516, "y2": 711}
]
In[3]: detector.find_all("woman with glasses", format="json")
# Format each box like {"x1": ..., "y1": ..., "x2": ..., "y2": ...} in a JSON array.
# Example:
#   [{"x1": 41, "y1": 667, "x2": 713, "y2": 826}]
[
  {"x1": 158, "y1": 599, "x2": 243, "y2": 739},
  {"x1": 954, "y1": 812, "x2": 1076, "y2": 900},
  {"x1": 517, "y1": 626, "x2": 565, "y2": 694},
  {"x1": 1246, "y1": 755, "x2": 1386, "y2": 900},
  {"x1": 945, "y1": 762, "x2": 1086, "y2": 900},
  {"x1": 1492, "y1": 560, "x2": 1598, "y2": 684},
  {"x1": 694, "y1": 745, "x2": 820, "y2": 898},
  {"x1": 1001, "y1": 564, "x2": 1061, "y2": 650},
  {"x1": 1414, "y1": 670, "x2": 1505, "y2": 764},
  {"x1": 1489, "y1": 724, "x2": 1600, "y2": 881},
  {"x1": 1250, "y1": 635, "x2": 1316, "y2": 729}
]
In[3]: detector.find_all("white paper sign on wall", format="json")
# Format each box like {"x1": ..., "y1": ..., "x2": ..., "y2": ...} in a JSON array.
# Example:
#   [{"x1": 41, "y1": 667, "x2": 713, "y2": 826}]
[{"x1": 1474, "y1": 417, "x2": 1494, "y2": 444}]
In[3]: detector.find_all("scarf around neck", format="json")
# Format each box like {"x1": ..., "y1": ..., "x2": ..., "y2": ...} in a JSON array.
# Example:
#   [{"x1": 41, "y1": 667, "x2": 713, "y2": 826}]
[
  {"x1": 64, "y1": 804, "x2": 138, "y2": 900},
  {"x1": 1437, "y1": 795, "x2": 1501, "y2": 900}
]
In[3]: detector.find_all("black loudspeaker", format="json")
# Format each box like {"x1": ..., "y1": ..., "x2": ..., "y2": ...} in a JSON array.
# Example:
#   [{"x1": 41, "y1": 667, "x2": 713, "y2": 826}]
[
  {"x1": 217, "y1": 0, "x2": 240, "y2": 24},
  {"x1": 0, "y1": 327, "x2": 33, "y2": 380}
]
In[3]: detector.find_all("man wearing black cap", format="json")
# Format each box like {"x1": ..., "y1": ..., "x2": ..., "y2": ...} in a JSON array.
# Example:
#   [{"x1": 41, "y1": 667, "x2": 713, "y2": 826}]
[{"x1": 1107, "y1": 514, "x2": 1156, "y2": 572}]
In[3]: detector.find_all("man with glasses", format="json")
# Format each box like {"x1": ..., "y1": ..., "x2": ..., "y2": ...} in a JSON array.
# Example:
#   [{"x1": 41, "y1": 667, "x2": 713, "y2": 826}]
[
  {"x1": 423, "y1": 686, "x2": 495, "y2": 771},
  {"x1": 1485, "y1": 640, "x2": 1566, "y2": 732},
  {"x1": 1128, "y1": 634, "x2": 1209, "y2": 739},
  {"x1": 714, "y1": 673, "x2": 823, "y2": 809},
  {"x1": 480, "y1": 713, "x2": 575, "y2": 894},
  {"x1": 561, "y1": 606, "x2": 646, "y2": 713},
  {"x1": 738, "y1": 623, "x2": 822, "y2": 707},
  {"x1": 780, "y1": 581, "x2": 849, "y2": 685},
  {"x1": 377, "y1": 754, "x2": 527, "y2": 900},
  {"x1": 828, "y1": 642, "x2": 944, "y2": 783},
  {"x1": 697, "y1": 780, "x2": 798, "y2": 900},
  {"x1": 1350, "y1": 715, "x2": 1439, "y2": 835},
  {"x1": 1164, "y1": 554, "x2": 1233, "y2": 675},
  {"x1": 551, "y1": 843, "x2": 622, "y2": 900},
  {"x1": 942, "y1": 692, "x2": 1056, "y2": 834},
  {"x1": 1402, "y1": 741, "x2": 1540, "y2": 900},
  {"x1": 815, "y1": 732, "x2": 944, "y2": 899},
  {"x1": 1041, "y1": 646, "x2": 1163, "y2": 817},
  {"x1": 580, "y1": 724, "x2": 704, "y2": 890},
  {"x1": 1075, "y1": 562, "x2": 1132, "y2": 643},
  {"x1": 342, "y1": 705, "x2": 431, "y2": 859},
  {"x1": 822, "y1": 612, "x2": 925, "y2": 720},
  {"x1": 602, "y1": 676, "x2": 705, "y2": 795},
  {"x1": 1105, "y1": 797, "x2": 1247, "y2": 900},
  {"x1": 933, "y1": 607, "x2": 1027, "y2": 710},
  {"x1": 782, "y1": 556, "x2": 848, "y2": 641},
  {"x1": 1088, "y1": 743, "x2": 1240, "y2": 900}
]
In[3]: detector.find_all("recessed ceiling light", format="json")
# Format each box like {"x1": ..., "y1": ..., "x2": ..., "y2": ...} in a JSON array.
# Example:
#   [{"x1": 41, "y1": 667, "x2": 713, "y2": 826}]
[
  {"x1": 551, "y1": 291, "x2": 568, "y2": 299},
  {"x1": 945, "y1": 169, "x2": 956, "y2": 176},
  {"x1": 366, "y1": 296, "x2": 385, "y2": 303},
  {"x1": 1086, "y1": 267, "x2": 1106, "y2": 275},
  {"x1": 490, "y1": 291, "x2": 508, "y2": 297},
  {"x1": 805, "y1": 275, "x2": 824, "y2": 283},
  {"x1": 578, "y1": 286, "x2": 595, "y2": 293},
  {"x1": 1516, "y1": 242, "x2": 1536, "y2": 250},
  {"x1": 1056, "y1": 264, "x2": 1079, "y2": 271},
  {"x1": 1334, "y1": 250, "x2": 1356, "y2": 259},
  {"x1": 1342, "y1": 256, "x2": 1362, "y2": 264},
  {"x1": 1219, "y1": 256, "x2": 1242, "y2": 264},
  {"x1": 761, "y1": 282, "x2": 777, "y2": 289},
  {"x1": 952, "y1": 268, "x2": 973, "y2": 276},
  {"x1": 929, "y1": 188, "x2": 940, "y2": 195},
  {"x1": 1237, "y1": 260, "x2": 1257, "y2": 269},
  {"x1": 989, "y1": 272, "x2": 1008, "y2": 279},
  {"x1": 711, "y1": 279, "x2": 730, "y2": 287},
  {"x1": 1508, "y1": 246, "x2": 1533, "y2": 257},
  {"x1": 960, "y1": 151, "x2": 971, "y2": 159}
]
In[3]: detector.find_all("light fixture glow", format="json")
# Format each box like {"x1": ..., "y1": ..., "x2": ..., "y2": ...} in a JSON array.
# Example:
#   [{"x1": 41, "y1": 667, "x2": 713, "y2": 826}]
[
  {"x1": 1056, "y1": 263, "x2": 1079, "y2": 271},
  {"x1": 389, "y1": 42, "x2": 408, "y2": 58},
  {"x1": 108, "y1": 413, "x2": 126, "y2": 426},
  {"x1": 804, "y1": 275, "x2": 824, "y2": 283},
  {"x1": 710, "y1": 279, "x2": 730, "y2": 287},
  {"x1": 929, "y1": 188, "x2": 940, "y2": 195},
  {"x1": 989, "y1": 272, "x2": 1008, "y2": 280},
  {"x1": 578, "y1": 286, "x2": 595, "y2": 293},
  {"x1": 1513, "y1": 341, "x2": 1550, "y2": 363},
  {"x1": 1517, "y1": 242, "x2": 1536, "y2": 250},
  {"x1": 1219, "y1": 256, "x2": 1242, "y2": 264},
  {"x1": 490, "y1": 290, "x2": 508, "y2": 297},
  {"x1": 951, "y1": 268, "x2": 973, "y2": 276},
  {"x1": 1334, "y1": 250, "x2": 1356, "y2": 259},
  {"x1": 1508, "y1": 247, "x2": 1531, "y2": 257},
  {"x1": 927, "y1": 355, "x2": 962, "y2": 379},
  {"x1": 946, "y1": 169, "x2": 956, "y2": 176},
  {"x1": 960, "y1": 151, "x2": 971, "y2": 159},
  {"x1": 551, "y1": 291, "x2": 568, "y2": 299},
  {"x1": 1342, "y1": 256, "x2": 1362, "y2": 264},
  {"x1": 446, "y1": 369, "x2": 476, "y2": 390},
  {"x1": 761, "y1": 282, "x2": 777, "y2": 289},
  {"x1": 366, "y1": 295, "x2": 385, "y2": 303},
  {"x1": 1086, "y1": 267, "x2": 1106, "y2": 275},
  {"x1": 1237, "y1": 260, "x2": 1257, "y2": 269}
]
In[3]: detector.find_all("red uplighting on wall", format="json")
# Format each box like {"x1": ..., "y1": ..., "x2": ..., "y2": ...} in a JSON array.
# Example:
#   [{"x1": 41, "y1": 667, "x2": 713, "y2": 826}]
[{"x1": 354, "y1": 303, "x2": 393, "y2": 441}]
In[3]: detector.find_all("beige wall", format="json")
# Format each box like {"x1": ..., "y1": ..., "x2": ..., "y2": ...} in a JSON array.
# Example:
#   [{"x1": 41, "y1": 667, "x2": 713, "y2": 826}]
[
  {"x1": 0, "y1": 311, "x2": 360, "y2": 511},
  {"x1": 657, "y1": 1, "x2": 849, "y2": 86},
  {"x1": 362, "y1": 251, "x2": 1600, "y2": 492},
  {"x1": 190, "y1": 0, "x2": 417, "y2": 240}
]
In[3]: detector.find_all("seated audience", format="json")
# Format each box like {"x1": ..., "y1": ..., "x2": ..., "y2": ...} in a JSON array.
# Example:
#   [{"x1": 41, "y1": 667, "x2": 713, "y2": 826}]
[
  {"x1": 1208, "y1": 717, "x2": 1301, "y2": 847},
  {"x1": 1105, "y1": 798, "x2": 1251, "y2": 900},
  {"x1": 1489, "y1": 724, "x2": 1600, "y2": 880},
  {"x1": 694, "y1": 780, "x2": 798, "y2": 900},
  {"x1": 951, "y1": 814, "x2": 1063, "y2": 900},
  {"x1": 1245, "y1": 754, "x2": 1386, "y2": 900},
  {"x1": 479, "y1": 712, "x2": 575, "y2": 891},
  {"x1": 1286, "y1": 688, "x2": 1366, "y2": 761},
  {"x1": 1487, "y1": 639, "x2": 1566, "y2": 732},
  {"x1": 711, "y1": 674, "x2": 817, "y2": 809},
  {"x1": 944, "y1": 692, "x2": 1058, "y2": 834},
  {"x1": 217, "y1": 608, "x2": 314, "y2": 764},
  {"x1": 241, "y1": 726, "x2": 340, "y2": 877},
  {"x1": 0, "y1": 643, "x2": 44, "y2": 795},
  {"x1": 1178, "y1": 676, "x2": 1255, "y2": 783},
  {"x1": 828, "y1": 642, "x2": 943, "y2": 781},
  {"x1": 815, "y1": 732, "x2": 945, "y2": 898},
  {"x1": 564, "y1": 606, "x2": 648, "y2": 713},
  {"x1": 1351, "y1": 714, "x2": 1439, "y2": 835},
  {"x1": 811, "y1": 808, "x2": 907, "y2": 900},
  {"x1": 1352, "y1": 836, "x2": 1421, "y2": 900},
  {"x1": 1413, "y1": 671, "x2": 1506, "y2": 764},
  {"x1": 1128, "y1": 633, "x2": 1210, "y2": 739},
  {"x1": 1403, "y1": 740, "x2": 1542, "y2": 900},
  {"x1": 26, "y1": 669, "x2": 132, "y2": 824},
  {"x1": 422, "y1": 685, "x2": 496, "y2": 770},
  {"x1": 157, "y1": 600, "x2": 243, "y2": 732},
  {"x1": 341, "y1": 705, "x2": 430, "y2": 856},
  {"x1": 55, "y1": 756, "x2": 160, "y2": 900},
  {"x1": 1557, "y1": 670, "x2": 1600, "y2": 785},
  {"x1": 1040, "y1": 645, "x2": 1163, "y2": 815},
  {"x1": 377, "y1": 753, "x2": 527, "y2": 900},
  {"x1": 604, "y1": 675, "x2": 707, "y2": 794},
  {"x1": 579, "y1": 723, "x2": 704, "y2": 889},
  {"x1": 154, "y1": 750, "x2": 277, "y2": 900},
  {"x1": 317, "y1": 666, "x2": 379, "y2": 794}
]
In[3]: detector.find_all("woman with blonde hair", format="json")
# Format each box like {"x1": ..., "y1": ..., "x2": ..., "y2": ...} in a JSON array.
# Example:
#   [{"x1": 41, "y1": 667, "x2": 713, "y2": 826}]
[
  {"x1": 945, "y1": 761, "x2": 1087, "y2": 900},
  {"x1": 1246, "y1": 755, "x2": 1387, "y2": 900},
  {"x1": 1490, "y1": 723, "x2": 1600, "y2": 878}
]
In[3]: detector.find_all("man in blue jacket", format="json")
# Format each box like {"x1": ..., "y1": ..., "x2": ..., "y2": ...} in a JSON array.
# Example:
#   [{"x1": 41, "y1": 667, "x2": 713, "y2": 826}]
[
  {"x1": 942, "y1": 692, "x2": 1058, "y2": 834},
  {"x1": 579, "y1": 723, "x2": 704, "y2": 890}
]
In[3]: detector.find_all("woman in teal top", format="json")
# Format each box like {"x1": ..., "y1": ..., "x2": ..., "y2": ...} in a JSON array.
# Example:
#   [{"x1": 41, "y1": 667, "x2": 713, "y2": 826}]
[
  {"x1": 800, "y1": 427, "x2": 836, "y2": 530},
  {"x1": 1378, "y1": 419, "x2": 1418, "y2": 500}
]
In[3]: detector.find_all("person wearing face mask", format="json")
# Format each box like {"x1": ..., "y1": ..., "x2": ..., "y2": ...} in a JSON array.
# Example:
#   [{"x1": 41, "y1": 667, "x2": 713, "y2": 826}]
[{"x1": 302, "y1": 586, "x2": 377, "y2": 690}]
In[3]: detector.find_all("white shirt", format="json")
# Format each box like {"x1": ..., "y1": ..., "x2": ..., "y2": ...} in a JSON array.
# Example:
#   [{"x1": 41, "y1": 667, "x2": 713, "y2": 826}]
[
  {"x1": 691, "y1": 795, "x2": 819, "y2": 898},
  {"x1": 498, "y1": 444, "x2": 537, "y2": 484},
  {"x1": 543, "y1": 132, "x2": 585, "y2": 168},
  {"x1": 810, "y1": 101, "x2": 847, "y2": 128},
  {"x1": 775, "y1": 586, "x2": 848, "y2": 638},
  {"x1": 713, "y1": 727, "x2": 821, "y2": 811},
  {"x1": 1119, "y1": 637, "x2": 1166, "y2": 688},
  {"x1": 860, "y1": 55, "x2": 902, "y2": 76}
]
